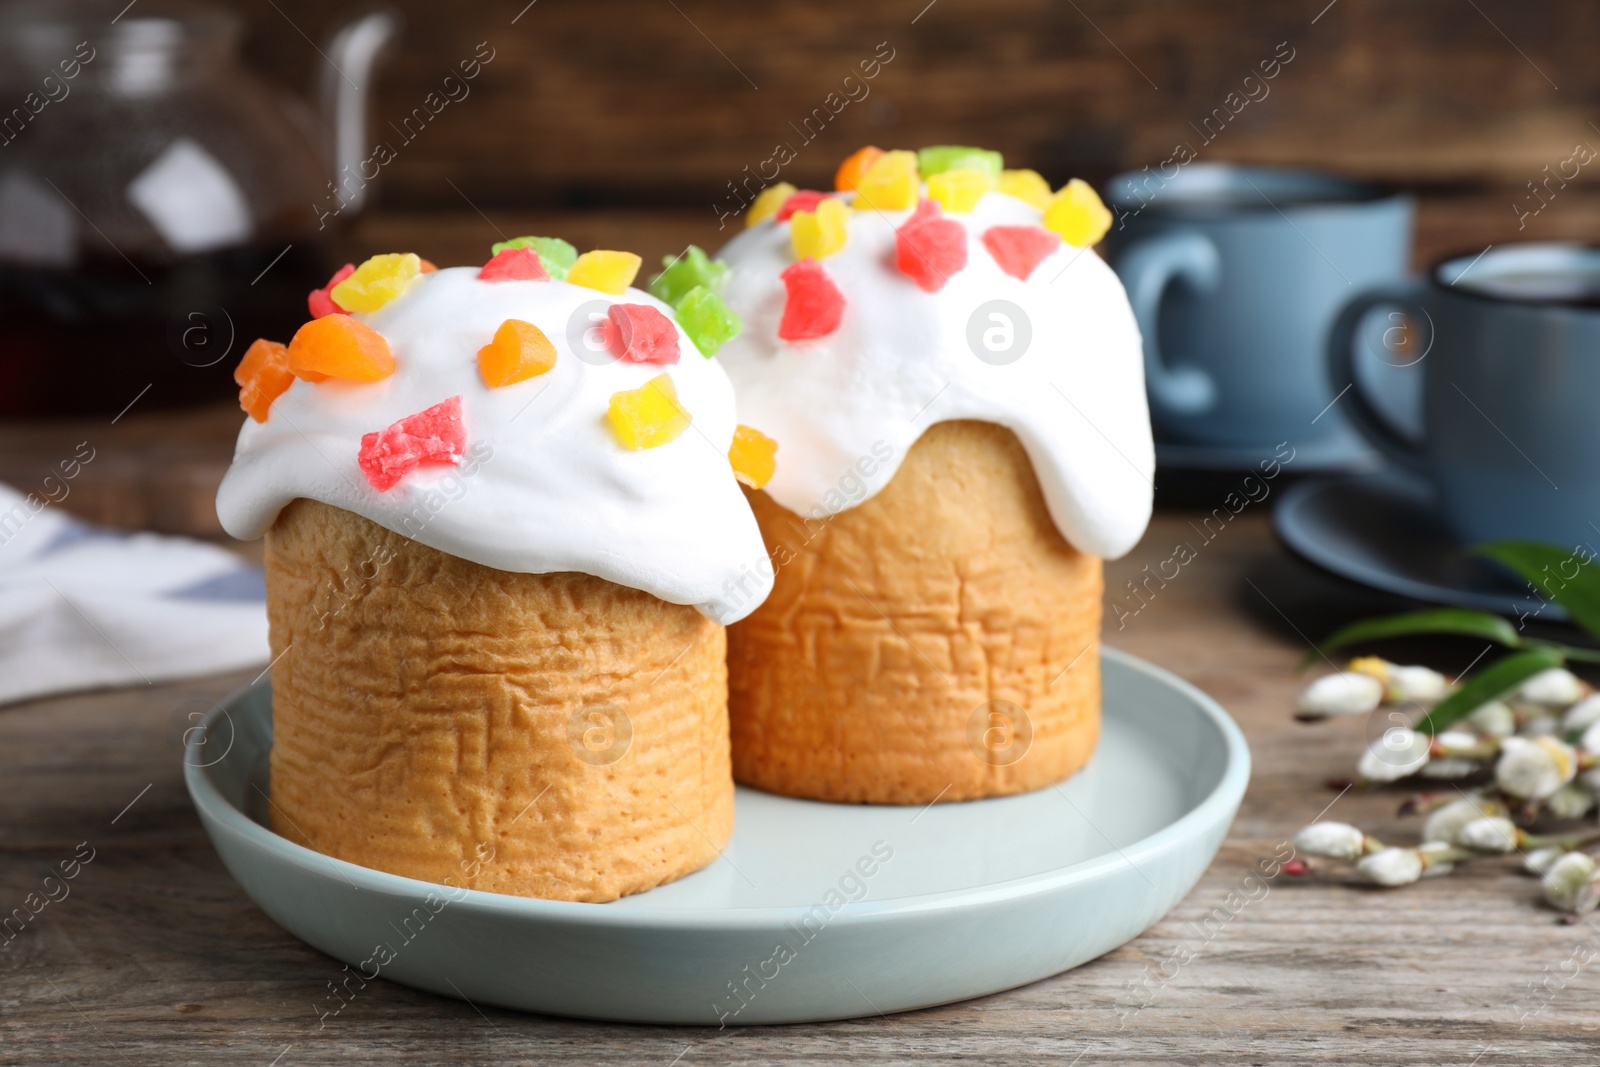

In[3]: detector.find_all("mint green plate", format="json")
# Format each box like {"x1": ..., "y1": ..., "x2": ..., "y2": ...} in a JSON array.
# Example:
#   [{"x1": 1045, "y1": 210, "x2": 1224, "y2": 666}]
[{"x1": 185, "y1": 646, "x2": 1248, "y2": 1025}]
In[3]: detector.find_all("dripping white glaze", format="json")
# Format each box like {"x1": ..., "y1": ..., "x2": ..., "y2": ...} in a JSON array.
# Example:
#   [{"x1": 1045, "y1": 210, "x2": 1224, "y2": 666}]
[
  {"x1": 216, "y1": 267, "x2": 774, "y2": 622},
  {"x1": 715, "y1": 190, "x2": 1154, "y2": 560}
]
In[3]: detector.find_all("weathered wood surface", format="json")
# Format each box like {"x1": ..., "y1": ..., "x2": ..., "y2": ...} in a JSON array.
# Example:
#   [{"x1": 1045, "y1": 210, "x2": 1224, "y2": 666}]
[
  {"x1": 230, "y1": 0, "x2": 1600, "y2": 214},
  {"x1": 5, "y1": 501, "x2": 1600, "y2": 1063}
]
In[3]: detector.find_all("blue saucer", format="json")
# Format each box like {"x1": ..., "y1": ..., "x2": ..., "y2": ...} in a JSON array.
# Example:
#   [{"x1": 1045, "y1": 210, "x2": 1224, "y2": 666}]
[{"x1": 1274, "y1": 471, "x2": 1563, "y2": 621}]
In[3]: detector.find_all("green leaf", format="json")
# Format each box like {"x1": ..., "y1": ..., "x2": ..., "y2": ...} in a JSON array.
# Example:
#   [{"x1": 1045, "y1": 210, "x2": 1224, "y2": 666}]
[
  {"x1": 1416, "y1": 647, "x2": 1566, "y2": 735},
  {"x1": 1476, "y1": 541, "x2": 1600, "y2": 641},
  {"x1": 1303, "y1": 608, "x2": 1522, "y2": 670}
]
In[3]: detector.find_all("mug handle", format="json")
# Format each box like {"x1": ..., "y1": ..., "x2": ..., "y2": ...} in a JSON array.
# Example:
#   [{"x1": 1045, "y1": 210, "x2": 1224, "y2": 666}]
[
  {"x1": 1115, "y1": 230, "x2": 1222, "y2": 419},
  {"x1": 1325, "y1": 281, "x2": 1428, "y2": 475}
]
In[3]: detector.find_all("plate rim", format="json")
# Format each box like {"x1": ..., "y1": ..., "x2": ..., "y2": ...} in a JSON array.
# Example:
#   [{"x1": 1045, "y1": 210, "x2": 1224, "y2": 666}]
[
  {"x1": 1274, "y1": 472, "x2": 1562, "y2": 619},
  {"x1": 185, "y1": 645, "x2": 1250, "y2": 931}
]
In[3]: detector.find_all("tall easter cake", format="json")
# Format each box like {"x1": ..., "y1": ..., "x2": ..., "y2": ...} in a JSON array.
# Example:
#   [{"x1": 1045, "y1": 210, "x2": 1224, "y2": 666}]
[
  {"x1": 217, "y1": 240, "x2": 772, "y2": 901},
  {"x1": 711, "y1": 146, "x2": 1154, "y2": 804}
]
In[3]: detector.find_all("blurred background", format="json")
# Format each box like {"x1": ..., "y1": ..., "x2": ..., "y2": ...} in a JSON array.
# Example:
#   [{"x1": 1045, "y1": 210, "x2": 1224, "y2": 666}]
[{"x1": 2, "y1": 0, "x2": 1597, "y2": 533}]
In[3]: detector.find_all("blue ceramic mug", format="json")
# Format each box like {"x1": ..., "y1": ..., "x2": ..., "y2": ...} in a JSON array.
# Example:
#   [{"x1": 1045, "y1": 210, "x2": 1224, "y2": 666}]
[
  {"x1": 1328, "y1": 242, "x2": 1600, "y2": 550},
  {"x1": 1102, "y1": 164, "x2": 1414, "y2": 447}
]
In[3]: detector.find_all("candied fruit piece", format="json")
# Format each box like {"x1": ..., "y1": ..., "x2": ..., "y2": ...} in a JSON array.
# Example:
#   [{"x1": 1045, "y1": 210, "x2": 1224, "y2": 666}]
[
  {"x1": 330, "y1": 252, "x2": 423, "y2": 313},
  {"x1": 606, "y1": 303, "x2": 681, "y2": 365},
  {"x1": 903, "y1": 197, "x2": 941, "y2": 229},
  {"x1": 917, "y1": 145, "x2": 1002, "y2": 180},
  {"x1": 235, "y1": 338, "x2": 294, "y2": 422},
  {"x1": 999, "y1": 168, "x2": 1054, "y2": 210},
  {"x1": 607, "y1": 373, "x2": 691, "y2": 450},
  {"x1": 1044, "y1": 178, "x2": 1113, "y2": 248},
  {"x1": 307, "y1": 263, "x2": 354, "y2": 319},
  {"x1": 927, "y1": 168, "x2": 996, "y2": 213},
  {"x1": 479, "y1": 246, "x2": 551, "y2": 282},
  {"x1": 477, "y1": 319, "x2": 557, "y2": 387},
  {"x1": 358, "y1": 395, "x2": 467, "y2": 492},
  {"x1": 677, "y1": 286, "x2": 742, "y2": 357},
  {"x1": 852, "y1": 150, "x2": 919, "y2": 211},
  {"x1": 491, "y1": 236, "x2": 577, "y2": 280},
  {"x1": 747, "y1": 182, "x2": 797, "y2": 227},
  {"x1": 567, "y1": 250, "x2": 642, "y2": 294},
  {"x1": 896, "y1": 200, "x2": 968, "y2": 293},
  {"x1": 648, "y1": 245, "x2": 729, "y2": 308},
  {"x1": 790, "y1": 197, "x2": 850, "y2": 260},
  {"x1": 287, "y1": 315, "x2": 395, "y2": 382},
  {"x1": 778, "y1": 260, "x2": 846, "y2": 341},
  {"x1": 835, "y1": 146, "x2": 885, "y2": 192},
  {"x1": 982, "y1": 225, "x2": 1062, "y2": 281},
  {"x1": 729, "y1": 424, "x2": 777, "y2": 489},
  {"x1": 418, "y1": 259, "x2": 438, "y2": 273},
  {"x1": 775, "y1": 190, "x2": 834, "y2": 223}
]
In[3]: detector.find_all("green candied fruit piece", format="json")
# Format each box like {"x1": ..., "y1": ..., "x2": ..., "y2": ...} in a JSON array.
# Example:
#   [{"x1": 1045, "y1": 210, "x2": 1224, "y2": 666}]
[
  {"x1": 490, "y1": 236, "x2": 578, "y2": 280},
  {"x1": 917, "y1": 145, "x2": 1003, "y2": 180},
  {"x1": 676, "y1": 285, "x2": 742, "y2": 358},
  {"x1": 647, "y1": 245, "x2": 729, "y2": 309}
]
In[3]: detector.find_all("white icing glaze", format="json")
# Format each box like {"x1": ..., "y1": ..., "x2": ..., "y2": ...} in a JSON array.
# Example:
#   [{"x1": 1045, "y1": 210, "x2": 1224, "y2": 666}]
[
  {"x1": 216, "y1": 267, "x2": 774, "y2": 623},
  {"x1": 714, "y1": 190, "x2": 1155, "y2": 560}
]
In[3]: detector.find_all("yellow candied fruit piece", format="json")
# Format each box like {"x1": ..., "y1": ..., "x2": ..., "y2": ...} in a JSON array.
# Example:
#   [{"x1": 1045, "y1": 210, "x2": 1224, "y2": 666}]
[
  {"x1": 835, "y1": 146, "x2": 884, "y2": 192},
  {"x1": 1044, "y1": 178, "x2": 1113, "y2": 248},
  {"x1": 478, "y1": 318, "x2": 557, "y2": 388},
  {"x1": 927, "y1": 168, "x2": 997, "y2": 213},
  {"x1": 607, "y1": 373, "x2": 691, "y2": 450},
  {"x1": 790, "y1": 197, "x2": 850, "y2": 260},
  {"x1": 747, "y1": 182, "x2": 798, "y2": 227},
  {"x1": 999, "y1": 168, "x2": 1053, "y2": 210},
  {"x1": 567, "y1": 250, "x2": 642, "y2": 294},
  {"x1": 728, "y1": 424, "x2": 777, "y2": 489},
  {"x1": 852, "y1": 149, "x2": 919, "y2": 211},
  {"x1": 329, "y1": 252, "x2": 423, "y2": 313}
]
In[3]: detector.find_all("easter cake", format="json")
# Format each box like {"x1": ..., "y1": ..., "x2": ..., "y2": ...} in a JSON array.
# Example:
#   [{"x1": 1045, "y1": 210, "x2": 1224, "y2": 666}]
[
  {"x1": 710, "y1": 146, "x2": 1155, "y2": 804},
  {"x1": 216, "y1": 241, "x2": 773, "y2": 902}
]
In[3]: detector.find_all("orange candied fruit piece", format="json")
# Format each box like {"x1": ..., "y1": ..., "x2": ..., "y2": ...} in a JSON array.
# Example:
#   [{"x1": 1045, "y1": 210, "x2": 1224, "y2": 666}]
[
  {"x1": 728, "y1": 424, "x2": 777, "y2": 489},
  {"x1": 477, "y1": 319, "x2": 557, "y2": 387},
  {"x1": 835, "y1": 146, "x2": 885, "y2": 192},
  {"x1": 286, "y1": 315, "x2": 396, "y2": 382},
  {"x1": 235, "y1": 338, "x2": 294, "y2": 422}
]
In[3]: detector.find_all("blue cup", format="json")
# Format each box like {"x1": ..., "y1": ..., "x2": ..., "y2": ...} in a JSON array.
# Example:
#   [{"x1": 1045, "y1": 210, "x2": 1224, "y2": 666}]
[
  {"x1": 1328, "y1": 242, "x2": 1600, "y2": 549},
  {"x1": 1102, "y1": 163, "x2": 1414, "y2": 447}
]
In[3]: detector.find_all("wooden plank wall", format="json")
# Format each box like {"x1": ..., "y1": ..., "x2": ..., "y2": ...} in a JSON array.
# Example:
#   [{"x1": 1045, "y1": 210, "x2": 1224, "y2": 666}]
[{"x1": 235, "y1": 0, "x2": 1600, "y2": 252}]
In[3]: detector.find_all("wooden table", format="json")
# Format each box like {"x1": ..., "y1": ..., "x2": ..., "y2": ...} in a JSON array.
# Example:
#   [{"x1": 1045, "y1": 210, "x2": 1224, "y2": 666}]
[{"x1": 7, "y1": 215, "x2": 1600, "y2": 1064}]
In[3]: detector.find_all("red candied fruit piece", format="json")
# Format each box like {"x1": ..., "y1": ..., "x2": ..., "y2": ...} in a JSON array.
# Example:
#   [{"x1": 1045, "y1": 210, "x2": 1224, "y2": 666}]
[
  {"x1": 904, "y1": 197, "x2": 940, "y2": 229},
  {"x1": 896, "y1": 199, "x2": 967, "y2": 293},
  {"x1": 478, "y1": 246, "x2": 551, "y2": 282},
  {"x1": 605, "y1": 303, "x2": 681, "y2": 365},
  {"x1": 982, "y1": 225, "x2": 1062, "y2": 281},
  {"x1": 777, "y1": 260, "x2": 846, "y2": 341},
  {"x1": 307, "y1": 263, "x2": 355, "y2": 318},
  {"x1": 357, "y1": 395, "x2": 467, "y2": 492},
  {"x1": 775, "y1": 190, "x2": 835, "y2": 223}
]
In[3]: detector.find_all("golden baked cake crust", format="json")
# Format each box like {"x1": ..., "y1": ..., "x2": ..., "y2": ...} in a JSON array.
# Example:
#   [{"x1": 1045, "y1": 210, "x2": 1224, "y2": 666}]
[
  {"x1": 264, "y1": 499, "x2": 733, "y2": 903},
  {"x1": 727, "y1": 420, "x2": 1102, "y2": 804}
]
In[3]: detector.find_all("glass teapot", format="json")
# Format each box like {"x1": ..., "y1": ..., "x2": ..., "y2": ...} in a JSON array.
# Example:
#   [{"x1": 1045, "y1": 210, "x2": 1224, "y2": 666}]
[{"x1": 0, "y1": 0, "x2": 398, "y2": 415}]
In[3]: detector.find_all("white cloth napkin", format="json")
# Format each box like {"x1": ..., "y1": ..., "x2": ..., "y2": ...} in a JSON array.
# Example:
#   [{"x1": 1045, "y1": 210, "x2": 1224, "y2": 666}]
[{"x1": 0, "y1": 483, "x2": 268, "y2": 705}]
